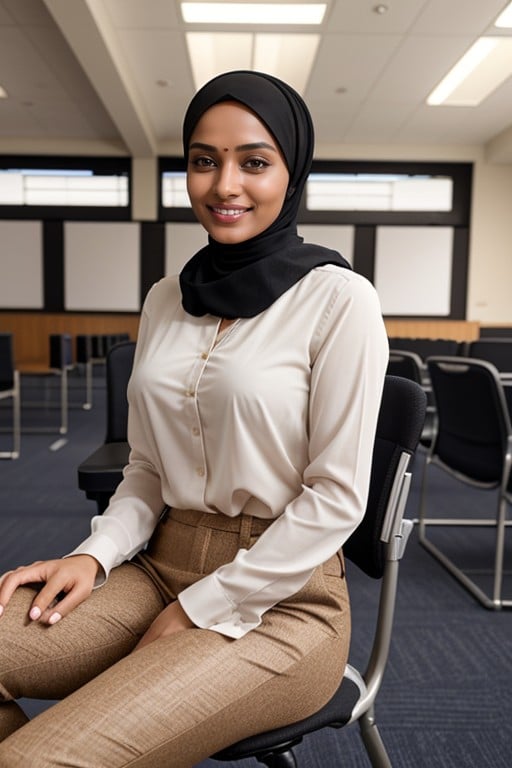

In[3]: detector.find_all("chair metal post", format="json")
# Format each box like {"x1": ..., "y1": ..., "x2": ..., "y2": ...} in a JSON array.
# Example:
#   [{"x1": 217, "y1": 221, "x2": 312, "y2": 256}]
[
  {"x1": 359, "y1": 704, "x2": 392, "y2": 768},
  {"x1": 257, "y1": 751, "x2": 298, "y2": 767},
  {"x1": 492, "y1": 438, "x2": 512, "y2": 606},
  {"x1": 83, "y1": 359, "x2": 93, "y2": 410},
  {"x1": 0, "y1": 370, "x2": 20, "y2": 460}
]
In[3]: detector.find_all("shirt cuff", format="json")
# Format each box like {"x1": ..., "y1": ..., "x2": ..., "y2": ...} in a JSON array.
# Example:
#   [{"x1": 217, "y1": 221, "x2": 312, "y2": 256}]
[
  {"x1": 177, "y1": 572, "x2": 261, "y2": 639},
  {"x1": 65, "y1": 533, "x2": 122, "y2": 588}
]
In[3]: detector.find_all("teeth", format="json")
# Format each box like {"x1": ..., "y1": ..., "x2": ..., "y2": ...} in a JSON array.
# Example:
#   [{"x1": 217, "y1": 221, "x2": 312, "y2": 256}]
[{"x1": 213, "y1": 207, "x2": 244, "y2": 216}]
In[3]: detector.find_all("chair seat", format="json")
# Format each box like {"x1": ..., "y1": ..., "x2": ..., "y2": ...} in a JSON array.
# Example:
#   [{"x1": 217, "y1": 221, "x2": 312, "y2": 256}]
[
  {"x1": 213, "y1": 676, "x2": 360, "y2": 761},
  {"x1": 78, "y1": 441, "x2": 130, "y2": 493}
]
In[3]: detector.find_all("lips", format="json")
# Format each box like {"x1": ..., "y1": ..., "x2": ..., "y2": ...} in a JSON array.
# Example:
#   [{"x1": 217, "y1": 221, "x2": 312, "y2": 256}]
[{"x1": 208, "y1": 205, "x2": 251, "y2": 223}]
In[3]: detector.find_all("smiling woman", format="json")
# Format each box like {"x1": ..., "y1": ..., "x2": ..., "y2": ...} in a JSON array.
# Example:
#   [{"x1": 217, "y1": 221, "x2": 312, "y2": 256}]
[
  {"x1": 186, "y1": 101, "x2": 290, "y2": 244},
  {"x1": 0, "y1": 70, "x2": 389, "y2": 768}
]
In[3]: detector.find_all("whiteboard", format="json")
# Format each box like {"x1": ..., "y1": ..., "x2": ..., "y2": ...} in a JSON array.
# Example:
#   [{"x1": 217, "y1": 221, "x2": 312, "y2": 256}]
[
  {"x1": 64, "y1": 222, "x2": 140, "y2": 311},
  {"x1": 375, "y1": 226, "x2": 453, "y2": 316},
  {"x1": 297, "y1": 225, "x2": 354, "y2": 265},
  {"x1": 0, "y1": 221, "x2": 43, "y2": 308},
  {"x1": 165, "y1": 222, "x2": 207, "y2": 276}
]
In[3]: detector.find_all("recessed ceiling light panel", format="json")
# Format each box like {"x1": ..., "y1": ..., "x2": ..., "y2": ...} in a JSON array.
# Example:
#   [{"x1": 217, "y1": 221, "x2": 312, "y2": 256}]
[
  {"x1": 427, "y1": 37, "x2": 512, "y2": 106},
  {"x1": 181, "y1": 2, "x2": 326, "y2": 25}
]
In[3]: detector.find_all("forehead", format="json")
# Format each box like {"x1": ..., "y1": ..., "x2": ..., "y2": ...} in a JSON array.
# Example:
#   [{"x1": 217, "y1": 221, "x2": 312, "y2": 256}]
[{"x1": 189, "y1": 101, "x2": 277, "y2": 146}]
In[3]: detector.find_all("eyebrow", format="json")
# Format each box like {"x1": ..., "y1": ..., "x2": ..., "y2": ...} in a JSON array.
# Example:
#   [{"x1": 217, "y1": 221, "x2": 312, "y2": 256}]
[{"x1": 188, "y1": 141, "x2": 277, "y2": 153}]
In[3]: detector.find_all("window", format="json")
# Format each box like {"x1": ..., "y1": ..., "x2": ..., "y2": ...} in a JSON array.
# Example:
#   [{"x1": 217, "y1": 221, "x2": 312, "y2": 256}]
[
  {"x1": 306, "y1": 173, "x2": 453, "y2": 212},
  {"x1": 161, "y1": 171, "x2": 190, "y2": 208},
  {"x1": 0, "y1": 157, "x2": 131, "y2": 220}
]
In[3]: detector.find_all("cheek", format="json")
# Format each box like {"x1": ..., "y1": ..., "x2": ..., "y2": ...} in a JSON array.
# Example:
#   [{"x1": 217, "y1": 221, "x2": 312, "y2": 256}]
[{"x1": 256, "y1": 176, "x2": 288, "y2": 210}]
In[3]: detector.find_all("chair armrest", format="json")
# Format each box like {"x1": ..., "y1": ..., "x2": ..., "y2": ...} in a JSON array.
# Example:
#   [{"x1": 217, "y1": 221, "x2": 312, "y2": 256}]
[{"x1": 78, "y1": 441, "x2": 130, "y2": 494}]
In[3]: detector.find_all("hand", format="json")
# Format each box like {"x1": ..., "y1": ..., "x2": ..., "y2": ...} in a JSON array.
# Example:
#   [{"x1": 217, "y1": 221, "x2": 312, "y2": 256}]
[
  {"x1": 134, "y1": 600, "x2": 195, "y2": 652},
  {"x1": 0, "y1": 555, "x2": 101, "y2": 625}
]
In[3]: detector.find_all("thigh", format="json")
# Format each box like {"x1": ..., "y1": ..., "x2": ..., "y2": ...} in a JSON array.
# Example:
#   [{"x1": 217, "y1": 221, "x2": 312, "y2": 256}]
[
  {"x1": 0, "y1": 563, "x2": 165, "y2": 701},
  {"x1": 0, "y1": 561, "x2": 349, "y2": 768}
]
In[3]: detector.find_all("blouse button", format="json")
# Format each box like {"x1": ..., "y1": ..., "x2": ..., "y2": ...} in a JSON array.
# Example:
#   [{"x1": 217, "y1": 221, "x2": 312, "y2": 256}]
[
  {"x1": 201, "y1": 352, "x2": 208, "y2": 360},
  {"x1": 185, "y1": 389, "x2": 194, "y2": 398},
  {"x1": 196, "y1": 467, "x2": 205, "y2": 477},
  {"x1": 192, "y1": 427, "x2": 200, "y2": 436}
]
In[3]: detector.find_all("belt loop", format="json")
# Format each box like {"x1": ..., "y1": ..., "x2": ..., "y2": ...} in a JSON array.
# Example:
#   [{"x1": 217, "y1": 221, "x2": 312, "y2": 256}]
[{"x1": 239, "y1": 514, "x2": 253, "y2": 549}]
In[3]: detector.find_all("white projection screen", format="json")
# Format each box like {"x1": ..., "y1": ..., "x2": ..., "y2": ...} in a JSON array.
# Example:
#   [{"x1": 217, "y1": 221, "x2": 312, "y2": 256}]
[
  {"x1": 64, "y1": 222, "x2": 140, "y2": 311},
  {"x1": 0, "y1": 220, "x2": 43, "y2": 308},
  {"x1": 375, "y1": 226, "x2": 453, "y2": 316}
]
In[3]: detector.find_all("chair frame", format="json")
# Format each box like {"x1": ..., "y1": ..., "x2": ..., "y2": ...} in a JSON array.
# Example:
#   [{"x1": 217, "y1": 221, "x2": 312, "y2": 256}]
[
  {"x1": 0, "y1": 369, "x2": 21, "y2": 460},
  {"x1": 418, "y1": 356, "x2": 512, "y2": 610},
  {"x1": 212, "y1": 376, "x2": 426, "y2": 768}
]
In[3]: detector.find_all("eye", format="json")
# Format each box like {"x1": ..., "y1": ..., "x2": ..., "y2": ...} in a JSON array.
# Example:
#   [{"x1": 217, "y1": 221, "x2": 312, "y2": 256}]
[
  {"x1": 190, "y1": 155, "x2": 216, "y2": 169},
  {"x1": 243, "y1": 157, "x2": 271, "y2": 171}
]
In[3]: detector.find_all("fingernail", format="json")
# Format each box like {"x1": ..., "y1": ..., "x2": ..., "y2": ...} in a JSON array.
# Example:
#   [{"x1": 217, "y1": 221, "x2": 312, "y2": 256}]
[
  {"x1": 0, "y1": 605, "x2": 4, "y2": 617},
  {"x1": 29, "y1": 606, "x2": 41, "y2": 620},
  {"x1": 49, "y1": 612, "x2": 62, "y2": 625}
]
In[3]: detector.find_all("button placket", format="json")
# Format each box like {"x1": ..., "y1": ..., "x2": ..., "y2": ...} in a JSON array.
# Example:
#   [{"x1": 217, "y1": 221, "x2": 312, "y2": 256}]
[{"x1": 184, "y1": 332, "x2": 216, "y2": 486}]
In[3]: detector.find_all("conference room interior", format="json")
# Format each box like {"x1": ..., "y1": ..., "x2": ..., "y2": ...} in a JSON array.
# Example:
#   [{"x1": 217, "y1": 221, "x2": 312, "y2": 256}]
[{"x1": 1, "y1": 1, "x2": 512, "y2": 766}]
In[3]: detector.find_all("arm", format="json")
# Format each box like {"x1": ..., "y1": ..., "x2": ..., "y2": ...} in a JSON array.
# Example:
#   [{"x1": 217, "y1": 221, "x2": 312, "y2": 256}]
[{"x1": 178, "y1": 274, "x2": 389, "y2": 638}]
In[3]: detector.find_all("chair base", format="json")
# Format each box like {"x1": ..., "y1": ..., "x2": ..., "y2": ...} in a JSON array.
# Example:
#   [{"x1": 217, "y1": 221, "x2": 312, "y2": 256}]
[
  {"x1": 419, "y1": 531, "x2": 512, "y2": 609},
  {"x1": 0, "y1": 450, "x2": 20, "y2": 460}
]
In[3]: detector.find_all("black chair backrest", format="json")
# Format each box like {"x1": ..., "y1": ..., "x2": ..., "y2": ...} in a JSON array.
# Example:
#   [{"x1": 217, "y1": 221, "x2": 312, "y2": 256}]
[
  {"x1": 344, "y1": 375, "x2": 426, "y2": 578},
  {"x1": 105, "y1": 341, "x2": 136, "y2": 443},
  {"x1": 388, "y1": 337, "x2": 461, "y2": 361},
  {"x1": 0, "y1": 333, "x2": 15, "y2": 391},
  {"x1": 387, "y1": 349, "x2": 424, "y2": 385},
  {"x1": 49, "y1": 333, "x2": 73, "y2": 369},
  {"x1": 467, "y1": 339, "x2": 512, "y2": 373},
  {"x1": 427, "y1": 356, "x2": 511, "y2": 483}
]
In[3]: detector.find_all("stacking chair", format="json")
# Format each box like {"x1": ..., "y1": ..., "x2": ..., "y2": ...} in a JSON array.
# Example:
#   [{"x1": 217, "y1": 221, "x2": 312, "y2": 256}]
[
  {"x1": 466, "y1": 338, "x2": 512, "y2": 374},
  {"x1": 77, "y1": 341, "x2": 134, "y2": 513},
  {"x1": 387, "y1": 337, "x2": 461, "y2": 362},
  {"x1": 212, "y1": 375, "x2": 427, "y2": 768},
  {"x1": 418, "y1": 356, "x2": 512, "y2": 609},
  {"x1": 467, "y1": 338, "x2": 512, "y2": 417},
  {"x1": 0, "y1": 333, "x2": 20, "y2": 459},
  {"x1": 387, "y1": 349, "x2": 435, "y2": 447}
]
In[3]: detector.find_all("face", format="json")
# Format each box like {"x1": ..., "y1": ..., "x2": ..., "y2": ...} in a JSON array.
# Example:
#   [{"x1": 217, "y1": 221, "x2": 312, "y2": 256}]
[{"x1": 186, "y1": 101, "x2": 290, "y2": 245}]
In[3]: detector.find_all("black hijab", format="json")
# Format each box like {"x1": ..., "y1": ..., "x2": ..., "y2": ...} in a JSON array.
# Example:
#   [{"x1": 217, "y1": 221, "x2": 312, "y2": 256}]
[{"x1": 179, "y1": 70, "x2": 350, "y2": 318}]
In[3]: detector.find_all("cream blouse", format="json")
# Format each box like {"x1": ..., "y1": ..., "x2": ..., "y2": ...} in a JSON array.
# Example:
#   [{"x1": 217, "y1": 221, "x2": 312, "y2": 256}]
[{"x1": 70, "y1": 265, "x2": 389, "y2": 638}]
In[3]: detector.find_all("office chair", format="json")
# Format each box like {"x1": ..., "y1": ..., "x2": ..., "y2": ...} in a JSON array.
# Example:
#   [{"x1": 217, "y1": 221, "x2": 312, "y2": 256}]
[
  {"x1": 0, "y1": 332, "x2": 21, "y2": 459},
  {"x1": 212, "y1": 375, "x2": 427, "y2": 768},
  {"x1": 77, "y1": 341, "x2": 134, "y2": 512},
  {"x1": 418, "y1": 356, "x2": 512, "y2": 609}
]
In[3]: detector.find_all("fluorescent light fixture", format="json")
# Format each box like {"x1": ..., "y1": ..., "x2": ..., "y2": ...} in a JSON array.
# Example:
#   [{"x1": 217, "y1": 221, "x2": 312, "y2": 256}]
[
  {"x1": 427, "y1": 37, "x2": 512, "y2": 106},
  {"x1": 0, "y1": 85, "x2": 7, "y2": 98},
  {"x1": 495, "y1": 1, "x2": 512, "y2": 27},
  {"x1": 181, "y1": 2, "x2": 326, "y2": 25},
  {"x1": 186, "y1": 31, "x2": 319, "y2": 93}
]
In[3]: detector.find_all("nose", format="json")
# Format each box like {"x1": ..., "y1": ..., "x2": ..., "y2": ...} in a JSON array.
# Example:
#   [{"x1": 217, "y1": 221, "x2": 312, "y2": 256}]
[{"x1": 213, "y1": 160, "x2": 242, "y2": 199}]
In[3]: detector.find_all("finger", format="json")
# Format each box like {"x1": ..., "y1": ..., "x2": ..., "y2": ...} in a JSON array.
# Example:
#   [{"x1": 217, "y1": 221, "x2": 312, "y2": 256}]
[
  {"x1": 38, "y1": 584, "x2": 92, "y2": 625},
  {"x1": 0, "y1": 563, "x2": 51, "y2": 612}
]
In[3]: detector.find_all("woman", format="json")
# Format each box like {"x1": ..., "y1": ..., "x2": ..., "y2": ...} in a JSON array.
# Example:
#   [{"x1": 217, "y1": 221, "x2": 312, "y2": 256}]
[{"x1": 0, "y1": 71, "x2": 388, "y2": 767}]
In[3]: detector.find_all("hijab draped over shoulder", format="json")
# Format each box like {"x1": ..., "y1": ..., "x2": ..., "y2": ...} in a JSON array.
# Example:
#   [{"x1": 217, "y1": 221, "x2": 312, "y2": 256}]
[{"x1": 179, "y1": 70, "x2": 350, "y2": 319}]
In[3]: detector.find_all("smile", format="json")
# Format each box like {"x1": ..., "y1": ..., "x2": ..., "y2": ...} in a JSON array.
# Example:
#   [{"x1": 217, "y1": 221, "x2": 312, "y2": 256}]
[{"x1": 210, "y1": 206, "x2": 249, "y2": 217}]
